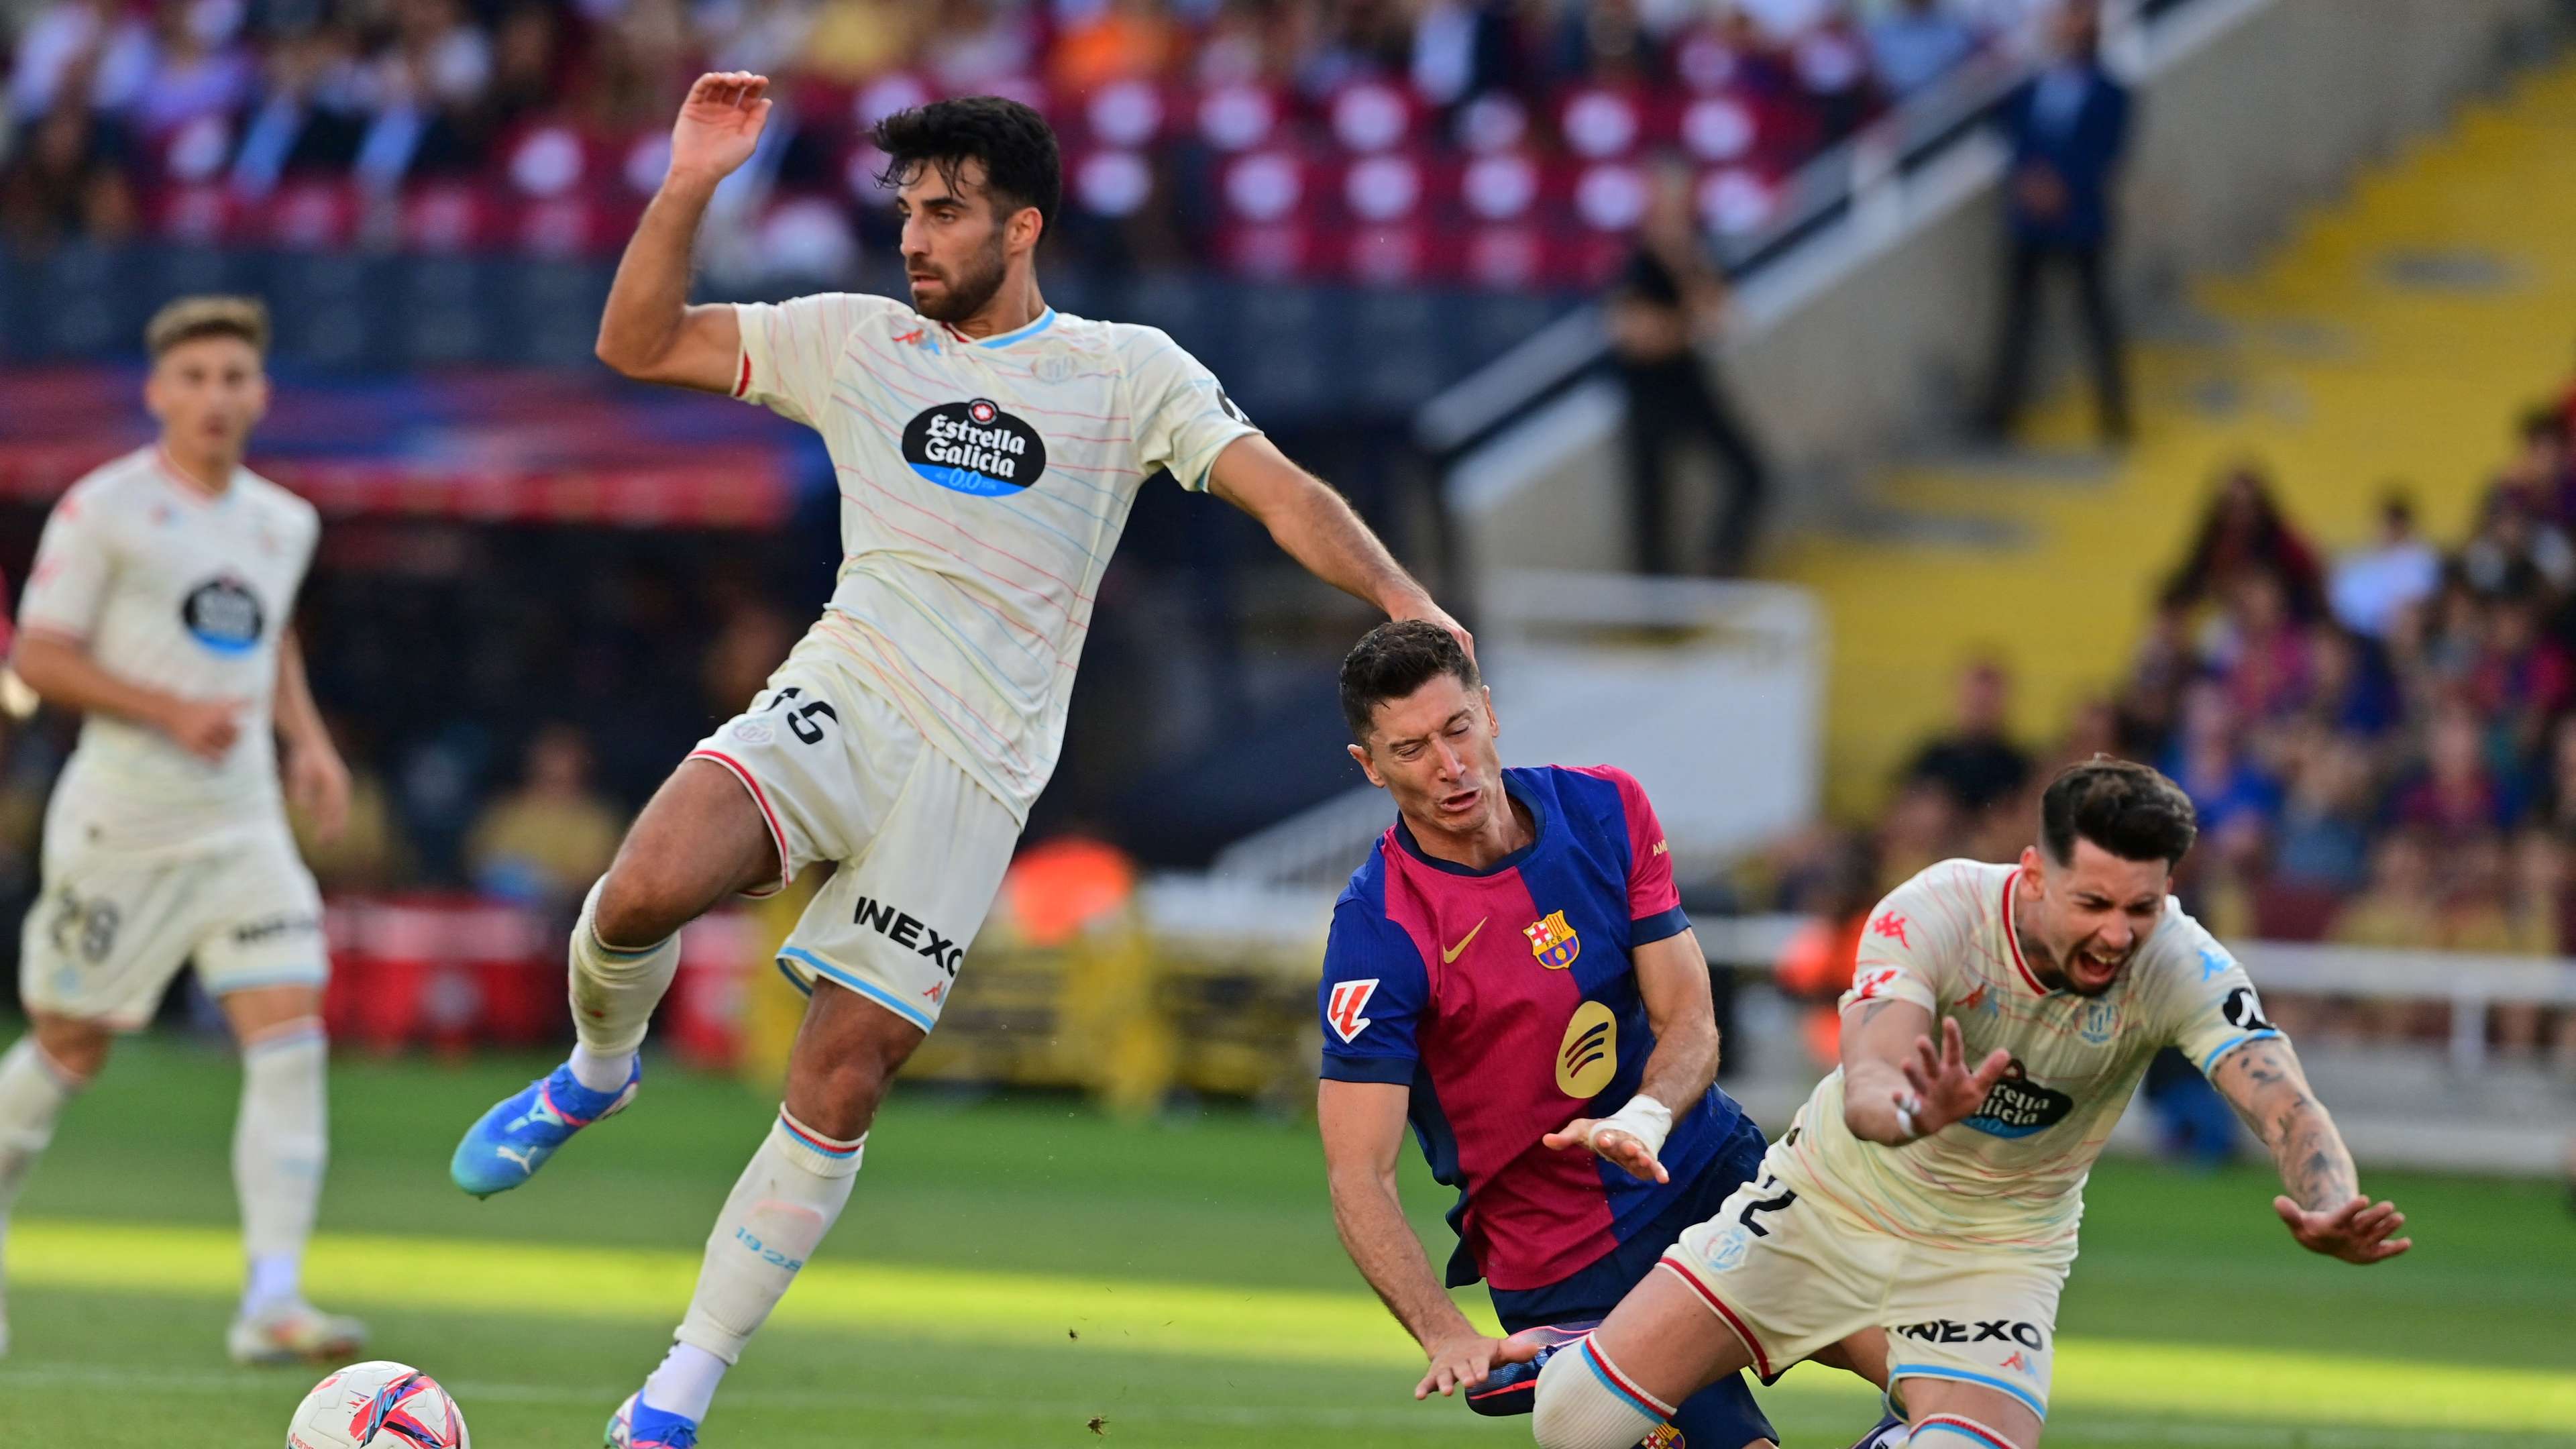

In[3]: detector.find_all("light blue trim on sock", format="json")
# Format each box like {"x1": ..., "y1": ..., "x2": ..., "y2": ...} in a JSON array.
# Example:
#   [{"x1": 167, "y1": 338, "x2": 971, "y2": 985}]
[
  {"x1": 777, "y1": 947, "x2": 935, "y2": 1032},
  {"x1": 1890, "y1": 1364, "x2": 2047, "y2": 1420}
]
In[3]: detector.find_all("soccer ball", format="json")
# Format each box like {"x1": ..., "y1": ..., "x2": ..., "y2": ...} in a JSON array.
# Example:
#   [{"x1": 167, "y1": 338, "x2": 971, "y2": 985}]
[{"x1": 286, "y1": 1360, "x2": 471, "y2": 1449}]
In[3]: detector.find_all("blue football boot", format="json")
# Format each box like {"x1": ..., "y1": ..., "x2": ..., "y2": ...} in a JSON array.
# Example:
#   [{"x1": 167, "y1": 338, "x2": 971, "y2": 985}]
[
  {"x1": 1467, "y1": 1320, "x2": 1599, "y2": 1417},
  {"x1": 606, "y1": 1391, "x2": 698, "y2": 1448},
  {"x1": 449, "y1": 1057, "x2": 639, "y2": 1197}
]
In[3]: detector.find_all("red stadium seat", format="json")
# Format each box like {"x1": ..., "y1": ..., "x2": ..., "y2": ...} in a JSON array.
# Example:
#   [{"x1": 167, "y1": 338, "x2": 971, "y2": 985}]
[
  {"x1": 1071, "y1": 148, "x2": 1155, "y2": 218},
  {"x1": 1678, "y1": 93, "x2": 1761, "y2": 164},
  {"x1": 1220, "y1": 149, "x2": 1306, "y2": 225},
  {"x1": 1572, "y1": 161, "x2": 1650, "y2": 233},
  {"x1": 1084, "y1": 78, "x2": 1167, "y2": 149},
  {"x1": 621, "y1": 131, "x2": 674, "y2": 196},
  {"x1": 1343, "y1": 224, "x2": 1431, "y2": 286},
  {"x1": 1558, "y1": 85, "x2": 1644, "y2": 160},
  {"x1": 1453, "y1": 93, "x2": 1530, "y2": 153},
  {"x1": 1219, "y1": 222, "x2": 1312, "y2": 280},
  {"x1": 1196, "y1": 83, "x2": 1283, "y2": 153},
  {"x1": 398, "y1": 184, "x2": 500, "y2": 253},
  {"x1": 854, "y1": 72, "x2": 934, "y2": 131},
  {"x1": 1697, "y1": 165, "x2": 1780, "y2": 237},
  {"x1": 505, "y1": 123, "x2": 592, "y2": 198},
  {"x1": 266, "y1": 180, "x2": 360, "y2": 250},
  {"x1": 152, "y1": 183, "x2": 239, "y2": 246},
  {"x1": 1327, "y1": 79, "x2": 1419, "y2": 154},
  {"x1": 1340, "y1": 152, "x2": 1427, "y2": 224},
  {"x1": 1458, "y1": 151, "x2": 1542, "y2": 223},
  {"x1": 1461, "y1": 225, "x2": 1547, "y2": 290}
]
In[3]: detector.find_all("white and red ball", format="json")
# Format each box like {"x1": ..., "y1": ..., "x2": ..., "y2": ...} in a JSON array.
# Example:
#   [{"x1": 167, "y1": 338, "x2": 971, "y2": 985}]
[{"x1": 286, "y1": 1360, "x2": 470, "y2": 1449}]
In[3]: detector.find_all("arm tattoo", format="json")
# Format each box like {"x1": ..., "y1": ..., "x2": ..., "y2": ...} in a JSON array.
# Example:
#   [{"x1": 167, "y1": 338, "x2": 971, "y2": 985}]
[{"x1": 2218, "y1": 1042, "x2": 2358, "y2": 1210}]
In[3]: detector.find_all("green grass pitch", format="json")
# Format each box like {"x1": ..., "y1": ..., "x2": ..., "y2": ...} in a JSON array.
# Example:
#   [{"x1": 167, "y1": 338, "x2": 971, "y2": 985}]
[{"x1": 2, "y1": 1036, "x2": 2572, "y2": 1446}]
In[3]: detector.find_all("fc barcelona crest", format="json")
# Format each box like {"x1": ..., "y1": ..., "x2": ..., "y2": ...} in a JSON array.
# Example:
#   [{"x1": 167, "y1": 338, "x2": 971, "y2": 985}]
[{"x1": 1525, "y1": 910, "x2": 1581, "y2": 969}]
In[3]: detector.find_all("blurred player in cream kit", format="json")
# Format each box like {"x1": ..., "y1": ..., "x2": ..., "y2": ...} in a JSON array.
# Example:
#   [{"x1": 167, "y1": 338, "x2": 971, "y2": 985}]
[
  {"x1": 445, "y1": 74, "x2": 1468, "y2": 1447},
  {"x1": 0, "y1": 297, "x2": 361, "y2": 1364},
  {"x1": 1519, "y1": 758, "x2": 2412, "y2": 1449}
]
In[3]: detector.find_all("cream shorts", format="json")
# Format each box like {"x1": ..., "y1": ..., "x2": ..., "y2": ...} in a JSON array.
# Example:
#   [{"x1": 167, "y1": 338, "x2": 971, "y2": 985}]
[
  {"x1": 1662, "y1": 1159, "x2": 2070, "y2": 1421},
  {"x1": 688, "y1": 653, "x2": 1019, "y2": 1034},
  {"x1": 20, "y1": 820, "x2": 325, "y2": 1028}
]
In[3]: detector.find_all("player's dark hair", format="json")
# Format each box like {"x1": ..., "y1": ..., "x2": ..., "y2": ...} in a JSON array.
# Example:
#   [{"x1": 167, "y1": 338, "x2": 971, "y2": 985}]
[
  {"x1": 1340, "y1": 620, "x2": 1481, "y2": 743},
  {"x1": 145, "y1": 294, "x2": 269, "y2": 360},
  {"x1": 2039, "y1": 756, "x2": 2198, "y2": 868},
  {"x1": 871, "y1": 96, "x2": 1061, "y2": 239}
]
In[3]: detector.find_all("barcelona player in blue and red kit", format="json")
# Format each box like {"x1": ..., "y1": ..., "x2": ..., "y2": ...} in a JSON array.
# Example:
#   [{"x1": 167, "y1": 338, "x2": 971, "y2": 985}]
[{"x1": 1316, "y1": 622, "x2": 1890, "y2": 1449}]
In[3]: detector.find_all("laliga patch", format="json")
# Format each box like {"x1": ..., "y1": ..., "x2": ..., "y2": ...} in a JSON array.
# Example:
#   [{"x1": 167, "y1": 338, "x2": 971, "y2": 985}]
[
  {"x1": 902, "y1": 398, "x2": 1047, "y2": 495},
  {"x1": 180, "y1": 575, "x2": 265, "y2": 655},
  {"x1": 1325, "y1": 978, "x2": 1378, "y2": 1043},
  {"x1": 1964, "y1": 1057, "x2": 2074, "y2": 1138}
]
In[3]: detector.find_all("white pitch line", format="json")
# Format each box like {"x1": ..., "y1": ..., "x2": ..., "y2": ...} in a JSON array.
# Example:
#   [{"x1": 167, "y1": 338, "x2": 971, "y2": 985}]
[{"x1": 3, "y1": 1362, "x2": 2571, "y2": 1446}]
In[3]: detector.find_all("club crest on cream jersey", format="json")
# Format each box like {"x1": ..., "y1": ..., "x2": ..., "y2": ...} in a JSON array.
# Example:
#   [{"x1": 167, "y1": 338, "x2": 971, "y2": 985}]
[{"x1": 731, "y1": 296, "x2": 1258, "y2": 821}]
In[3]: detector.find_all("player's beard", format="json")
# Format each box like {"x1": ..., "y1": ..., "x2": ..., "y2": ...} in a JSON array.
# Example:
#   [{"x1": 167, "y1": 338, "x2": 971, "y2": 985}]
[{"x1": 911, "y1": 230, "x2": 1010, "y2": 324}]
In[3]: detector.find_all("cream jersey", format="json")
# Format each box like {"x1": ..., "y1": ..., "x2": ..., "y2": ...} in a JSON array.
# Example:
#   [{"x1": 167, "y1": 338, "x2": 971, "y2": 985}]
[
  {"x1": 731, "y1": 296, "x2": 1260, "y2": 822},
  {"x1": 19, "y1": 447, "x2": 320, "y2": 856},
  {"x1": 1773, "y1": 858, "x2": 2279, "y2": 1254}
]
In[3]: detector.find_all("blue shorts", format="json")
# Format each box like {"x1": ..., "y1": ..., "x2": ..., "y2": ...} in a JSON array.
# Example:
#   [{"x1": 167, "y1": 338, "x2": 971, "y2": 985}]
[{"x1": 1489, "y1": 1114, "x2": 1776, "y2": 1449}]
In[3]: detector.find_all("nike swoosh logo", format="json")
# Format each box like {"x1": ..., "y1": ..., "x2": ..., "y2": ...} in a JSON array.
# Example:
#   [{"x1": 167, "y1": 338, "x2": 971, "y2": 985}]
[{"x1": 1442, "y1": 918, "x2": 1489, "y2": 963}]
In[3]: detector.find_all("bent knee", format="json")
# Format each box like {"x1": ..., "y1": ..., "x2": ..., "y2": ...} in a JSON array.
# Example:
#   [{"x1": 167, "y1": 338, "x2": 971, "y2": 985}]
[
  {"x1": 592, "y1": 868, "x2": 689, "y2": 950},
  {"x1": 1532, "y1": 1344, "x2": 1664, "y2": 1449}
]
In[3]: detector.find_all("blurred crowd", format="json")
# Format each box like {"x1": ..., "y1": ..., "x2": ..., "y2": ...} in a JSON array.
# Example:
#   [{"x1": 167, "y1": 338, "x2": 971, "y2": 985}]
[
  {"x1": 1765, "y1": 388, "x2": 2576, "y2": 1077},
  {"x1": 1, "y1": 0, "x2": 2063, "y2": 284}
]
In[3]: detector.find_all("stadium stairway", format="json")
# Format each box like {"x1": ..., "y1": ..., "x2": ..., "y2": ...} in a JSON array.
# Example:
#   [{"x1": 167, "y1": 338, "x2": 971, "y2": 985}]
[{"x1": 1775, "y1": 57, "x2": 2576, "y2": 821}]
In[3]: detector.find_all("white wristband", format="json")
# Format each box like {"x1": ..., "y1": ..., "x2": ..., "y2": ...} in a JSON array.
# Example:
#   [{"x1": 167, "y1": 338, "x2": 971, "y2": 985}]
[
  {"x1": 1591, "y1": 1095, "x2": 1674, "y2": 1161},
  {"x1": 1892, "y1": 1093, "x2": 1922, "y2": 1144}
]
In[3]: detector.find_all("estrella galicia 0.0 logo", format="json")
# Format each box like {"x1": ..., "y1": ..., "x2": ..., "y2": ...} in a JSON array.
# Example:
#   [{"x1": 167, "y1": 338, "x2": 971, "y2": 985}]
[
  {"x1": 1963, "y1": 1057, "x2": 2075, "y2": 1138},
  {"x1": 902, "y1": 398, "x2": 1047, "y2": 496},
  {"x1": 180, "y1": 576, "x2": 265, "y2": 655}
]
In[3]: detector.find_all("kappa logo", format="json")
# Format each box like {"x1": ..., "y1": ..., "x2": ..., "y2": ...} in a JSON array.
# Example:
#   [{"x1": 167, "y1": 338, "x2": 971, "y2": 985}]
[
  {"x1": 1870, "y1": 912, "x2": 1911, "y2": 948},
  {"x1": 851, "y1": 896, "x2": 964, "y2": 976},
  {"x1": 1325, "y1": 978, "x2": 1378, "y2": 1043},
  {"x1": 1852, "y1": 966, "x2": 1904, "y2": 1001},
  {"x1": 1525, "y1": 910, "x2": 1581, "y2": 969}
]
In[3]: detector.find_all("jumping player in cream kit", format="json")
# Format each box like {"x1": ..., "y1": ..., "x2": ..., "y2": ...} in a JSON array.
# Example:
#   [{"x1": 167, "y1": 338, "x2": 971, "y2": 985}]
[
  {"x1": 445, "y1": 75, "x2": 1469, "y2": 1446},
  {"x1": 0, "y1": 297, "x2": 363, "y2": 1365},
  {"x1": 1519, "y1": 758, "x2": 2412, "y2": 1449}
]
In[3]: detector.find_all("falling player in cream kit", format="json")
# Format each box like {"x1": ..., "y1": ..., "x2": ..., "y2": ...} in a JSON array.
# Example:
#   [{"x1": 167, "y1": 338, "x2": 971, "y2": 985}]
[
  {"x1": 1519, "y1": 759, "x2": 2411, "y2": 1449},
  {"x1": 0, "y1": 297, "x2": 363, "y2": 1364},
  {"x1": 446, "y1": 76, "x2": 1469, "y2": 1447}
]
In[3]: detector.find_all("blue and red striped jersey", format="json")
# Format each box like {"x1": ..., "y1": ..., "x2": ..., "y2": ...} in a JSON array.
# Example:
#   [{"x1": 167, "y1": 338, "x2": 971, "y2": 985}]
[{"x1": 1317, "y1": 764, "x2": 1751, "y2": 1291}]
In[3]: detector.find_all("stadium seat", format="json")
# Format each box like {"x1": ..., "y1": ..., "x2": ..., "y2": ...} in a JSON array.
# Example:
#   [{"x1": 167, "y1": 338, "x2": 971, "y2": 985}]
[
  {"x1": 1195, "y1": 83, "x2": 1283, "y2": 153},
  {"x1": 1557, "y1": 85, "x2": 1645, "y2": 160},
  {"x1": 1071, "y1": 148, "x2": 1155, "y2": 219},
  {"x1": 1328, "y1": 80, "x2": 1421, "y2": 154}
]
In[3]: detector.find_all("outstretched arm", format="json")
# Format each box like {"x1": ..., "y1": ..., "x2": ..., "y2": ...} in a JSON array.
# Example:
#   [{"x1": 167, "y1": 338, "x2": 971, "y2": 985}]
[
  {"x1": 594, "y1": 72, "x2": 768, "y2": 391},
  {"x1": 1207, "y1": 436, "x2": 1472, "y2": 659},
  {"x1": 1839, "y1": 998, "x2": 2011, "y2": 1147},
  {"x1": 1543, "y1": 930, "x2": 1718, "y2": 1183},
  {"x1": 1318, "y1": 1079, "x2": 1500, "y2": 1400},
  {"x1": 2208, "y1": 1037, "x2": 2410, "y2": 1264}
]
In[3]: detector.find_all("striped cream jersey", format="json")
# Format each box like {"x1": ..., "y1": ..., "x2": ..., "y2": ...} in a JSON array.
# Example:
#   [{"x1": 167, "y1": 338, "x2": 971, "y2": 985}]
[
  {"x1": 733, "y1": 295, "x2": 1259, "y2": 822},
  {"x1": 1771, "y1": 859, "x2": 2279, "y2": 1255}
]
